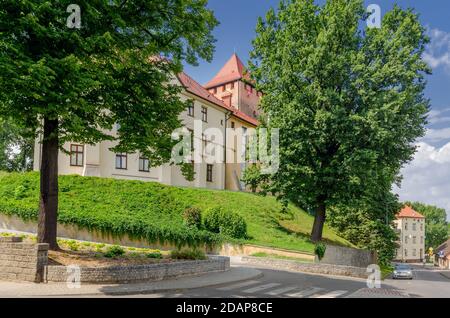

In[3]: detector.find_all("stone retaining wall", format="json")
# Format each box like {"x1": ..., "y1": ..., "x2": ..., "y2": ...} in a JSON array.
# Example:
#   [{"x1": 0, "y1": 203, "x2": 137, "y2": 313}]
[
  {"x1": 0, "y1": 237, "x2": 48, "y2": 283},
  {"x1": 44, "y1": 256, "x2": 230, "y2": 284},
  {"x1": 321, "y1": 244, "x2": 377, "y2": 268},
  {"x1": 242, "y1": 256, "x2": 369, "y2": 279}
]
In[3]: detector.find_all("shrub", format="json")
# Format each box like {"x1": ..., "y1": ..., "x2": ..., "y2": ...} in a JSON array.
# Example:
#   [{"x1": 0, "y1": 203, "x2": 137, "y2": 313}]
[
  {"x1": 104, "y1": 245, "x2": 125, "y2": 258},
  {"x1": 204, "y1": 207, "x2": 247, "y2": 239},
  {"x1": 146, "y1": 252, "x2": 163, "y2": 259},
  {"x1": 314, "y1": 243, "x2": 326, "y2": 261},
  {"x1": 170, "y1": 248, "x2": 206, "y2": 260},
  {"x1": 183, "y1": 207, "x2": 202, "y2": 229},
  {"x1": 66, "y1": 240, "x2": 79, "y2": 251}
]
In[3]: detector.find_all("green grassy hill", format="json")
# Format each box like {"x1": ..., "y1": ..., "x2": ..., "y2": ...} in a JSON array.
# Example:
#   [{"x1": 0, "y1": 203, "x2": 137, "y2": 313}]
[{"x1": 0, "y1": 172, "x2": 352, "y2": 253}]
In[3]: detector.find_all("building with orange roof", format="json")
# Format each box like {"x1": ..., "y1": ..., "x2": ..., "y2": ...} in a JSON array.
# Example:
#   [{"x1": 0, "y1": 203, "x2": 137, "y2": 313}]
[
  {"x1": 394, "y1": 206, "x2": 426, "y2": 263},
  {"x1": 34, "y1": 54, "x2": 261, "y2": 192},
  {"x1": 205, "y1": 53, "x2": 262, "y2": 120}
]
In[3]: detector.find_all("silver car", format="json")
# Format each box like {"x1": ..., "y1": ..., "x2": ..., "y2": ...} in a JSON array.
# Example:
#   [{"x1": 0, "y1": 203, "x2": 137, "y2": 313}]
[{"x1": 392, "y1": 264, "x2": 413, "y2": 279}]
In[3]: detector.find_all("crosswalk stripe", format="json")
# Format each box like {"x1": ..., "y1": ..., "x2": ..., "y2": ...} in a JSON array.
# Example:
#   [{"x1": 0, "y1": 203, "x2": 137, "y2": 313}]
[
  {"x1": 313, "y1": 290, "x2": 348, "y2": 298},
  {"x1": 216, "y1": 280, "x2": 260, "y2": 291},
  {"x1": 285, "y1": 287, "x2": 324, "y2": 298},
  {"x1": 265, "y1": 286, "x2": 298, "y2": 296},
  {"x1": 242, "y1": 283, "x2": 281, "y2": 293}
]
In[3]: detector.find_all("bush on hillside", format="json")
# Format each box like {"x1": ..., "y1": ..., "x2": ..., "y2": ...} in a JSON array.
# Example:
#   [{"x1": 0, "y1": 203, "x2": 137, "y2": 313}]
[
  {"x1": 204, "y1": 207, "x2": 247, "y2": 239},
  {"x1": 183, "y1": 207, "x2": 202, "y2": 229},
  {"x1": 170, "y1": 248, "x2": 206, "y2": 260}
]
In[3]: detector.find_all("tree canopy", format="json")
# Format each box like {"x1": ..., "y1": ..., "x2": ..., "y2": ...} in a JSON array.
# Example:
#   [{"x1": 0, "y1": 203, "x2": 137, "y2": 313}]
[
  {"x1": 249, "y1": 0, "x2": 430, "y2": 241},
  {"x1": 0, "y1": 0, "x2": 218, "y2": 249}
]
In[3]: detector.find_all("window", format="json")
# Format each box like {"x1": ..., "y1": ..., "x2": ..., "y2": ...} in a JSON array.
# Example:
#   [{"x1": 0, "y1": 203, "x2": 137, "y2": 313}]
[
  {"x1": 404, "y1": 222, "x2": 408, "y2": 230},
  {"x1": 187, "y1": 101, "x2": 194, "y2": 117},
  {"x1": 222, "y1": 85, "x2": 226, "y2": 92},
  {"x1": 139, "y1": 156, "x2": 150, "y2": 172},
  {"x1": 420, "y1": 223, "x2": 423, "y2": 231},
  {"x1": 231, "y1": 121, "x2": 235, "y2": 129},
  {"x1": 115, "y1": 153, "x2": 127, "y2": 170},
  {"x1": 188, "y1": 129, "x2": 194, "y2": 152},
  {"x1": 201, "y1": 106, "x2": 208, "y2": 122},
  {"x1": 70, "y1": 144, "x2": 84, "y2": 167},
  {"x1": 213, "y1": 87, "x2": 217, "y2": 94},
  {"x1": 405, "y1": 236, "x2": 408, "y2": 244},
  {"x1": 413, "y1": 236, "x2": 416, "y2": 244},
  {"x1": 413, "y1": 249, "x2": 417, "y2": 257},
  {"x1": 420, "y1": 236, "x2": 424, "y2": 244},
  {"x1": 413, "y1": 222, "x2": 416, "y2": 231},
  {"x1": 230, "y1": 82, "x2": 234, "y2": 89},
  {"x1": 404, "y1": 249, "x2": 408, "y2": 257},
  {"x1": 206, "y1": 164, "x2": 213, "y2": 182}
]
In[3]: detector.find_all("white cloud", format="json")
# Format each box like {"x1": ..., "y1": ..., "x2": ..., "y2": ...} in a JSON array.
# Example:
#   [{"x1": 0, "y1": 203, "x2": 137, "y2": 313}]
[
  {"x1": 424, "y1": 28, "x2": 450, "y2": 72},
  {"x1": 394, "y1": 142, "x2": 450, "y2": 220},
  {"x1": 421, "y1": 127, "x2": 450, "y2": 143}
]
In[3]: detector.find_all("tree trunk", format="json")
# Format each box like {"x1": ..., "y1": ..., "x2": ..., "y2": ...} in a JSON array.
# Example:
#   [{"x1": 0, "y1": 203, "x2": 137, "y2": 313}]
[
  {"x1": 38, "y1": 117, "x2": 59, "y2": 250},
  {"x1": 311, "y1": 202, "x2": 326, "y2": 242}
]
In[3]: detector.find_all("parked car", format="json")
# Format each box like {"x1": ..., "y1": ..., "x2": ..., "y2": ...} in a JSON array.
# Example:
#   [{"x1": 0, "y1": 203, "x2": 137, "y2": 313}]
[{"x1": 392, "y1": 264, "x2": 413, "y2": 279}]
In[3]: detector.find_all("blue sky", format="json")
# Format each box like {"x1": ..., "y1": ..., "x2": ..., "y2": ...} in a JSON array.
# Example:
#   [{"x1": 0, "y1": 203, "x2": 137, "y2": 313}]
[{"x1": 184, "y1": 0, "x2": 450, "y2": 218}]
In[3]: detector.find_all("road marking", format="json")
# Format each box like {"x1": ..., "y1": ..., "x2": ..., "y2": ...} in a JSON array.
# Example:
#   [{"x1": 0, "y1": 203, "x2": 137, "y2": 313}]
[
  {"x1": 285, "y1": 287, "x2": 324, "y2": 298},
  {"x1": 216, "y1": 280, "x2": 260, "y2": 291},
  {"x1": 242, "y1": 283, "x2": 281, "y2": 293},
  {"x1": 313, "y1": 290, "x2": 348, "y2": 298},
  {"x1": 265, "y1": 286, "x2": 298, "y2": 296}
]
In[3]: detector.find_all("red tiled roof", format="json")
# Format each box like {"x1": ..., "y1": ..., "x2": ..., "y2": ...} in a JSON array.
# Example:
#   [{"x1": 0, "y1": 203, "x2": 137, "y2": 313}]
[
  {"x1": 177, "y1": 72, "x2": 258, "y2": 127},
  {"x1": 435, "y1": 239, "x2": 450, "y2": 257},
  {"x1": 396, "y1": 206, "x2": 425, "y2": 219},
  {"x1": 232, "y1": 109, "x2": 259, "y2": 127},
  {"x1": 204, "y1": 53, "x2": 251, "y2": 89}
]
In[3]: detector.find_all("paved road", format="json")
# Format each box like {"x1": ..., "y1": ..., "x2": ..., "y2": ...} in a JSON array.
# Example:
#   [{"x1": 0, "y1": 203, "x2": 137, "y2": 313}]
[
  {"x1": 94, "y1": 265, "x2": 385, "y2": 298},
  {"x1": 108, "y1": 263, "x2": 450, "y2": 298},
  {"x1": 384, "y1": 264, "x2": 450, "y2": 298}
]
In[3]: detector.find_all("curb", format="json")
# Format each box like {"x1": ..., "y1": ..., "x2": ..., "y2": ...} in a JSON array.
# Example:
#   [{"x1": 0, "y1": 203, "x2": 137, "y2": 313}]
[{"x1": 14, "y1": 267, "x2": 263, "y2": 297}]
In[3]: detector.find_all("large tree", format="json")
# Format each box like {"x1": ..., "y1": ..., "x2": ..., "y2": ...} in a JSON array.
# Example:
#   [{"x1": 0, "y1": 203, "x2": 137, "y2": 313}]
[
  {"x1": 0, "y1": 0, "x2": 218, "y2": 249},
  {"x1": 249, "y1": 0, "x2": 430, "y2": 241},
  {"x1": 407, "y1": 202, "x2": 448, "y2": 249}
]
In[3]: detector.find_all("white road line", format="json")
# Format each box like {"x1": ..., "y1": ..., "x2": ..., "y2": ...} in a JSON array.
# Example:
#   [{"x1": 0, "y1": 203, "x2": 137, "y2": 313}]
[
  {"x1": 265, "y1": 286, "x2": 298, "y2": 296},
  {"x1": 242, "y1": 283, "x2": 281, "y2": 294},
  {"x1": 216, "y1": 280, "x2": 260, "y2": 291},
  {"x1": 285, "y1": 287, "x2": 324, "y2": 298},
  {"x1": 313, "y1": 290, "x2": 348, "y2": 298}
]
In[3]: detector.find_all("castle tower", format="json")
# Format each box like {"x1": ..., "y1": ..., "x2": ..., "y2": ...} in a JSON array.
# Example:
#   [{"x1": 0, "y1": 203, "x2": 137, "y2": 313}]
[{"x1": 205, "y1": 53, "x2": 261, "y2": 119}]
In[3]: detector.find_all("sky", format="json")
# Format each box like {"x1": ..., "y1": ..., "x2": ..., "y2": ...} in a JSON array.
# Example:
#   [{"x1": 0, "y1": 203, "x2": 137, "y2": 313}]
[{"x1": 183, "y1": 0, "x2": 450, "y2": 219}]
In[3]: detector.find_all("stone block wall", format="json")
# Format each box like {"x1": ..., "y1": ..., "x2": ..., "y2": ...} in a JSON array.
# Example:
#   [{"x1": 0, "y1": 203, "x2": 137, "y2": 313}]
[
  {"x1": 320, "y1": 244, "x2": 377, "y2": 268},
  {"x1": 0, "y1": 237, "x2": 48, "y2": 282},
  {"x1": 44, "y1": 256, "x2": 230, "y2": 283}
]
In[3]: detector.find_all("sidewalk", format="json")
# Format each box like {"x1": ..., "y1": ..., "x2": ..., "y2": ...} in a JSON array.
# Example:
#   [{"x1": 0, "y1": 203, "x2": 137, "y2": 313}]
[{"x1": 0, "y1": 266, "x2": 262, "y2": 297}]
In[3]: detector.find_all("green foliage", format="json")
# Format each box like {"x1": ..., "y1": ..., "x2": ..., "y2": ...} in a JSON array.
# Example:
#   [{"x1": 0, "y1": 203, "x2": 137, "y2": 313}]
[
  {"x1": 204, "y1": 207, "x2": 247, "y2": 239},
  {"x1": 146, "y1": 252, "x2": 163, "y2": 259},
  {"x1": 66, "y1": 240, "x2": 80, "y2": 251},
  {"x1": 0, "y1": 119, "x2": 34, "y2": 172},
  {"x1": 406, "y1": 202, "x2": 448, "y2": 249},
  {"x1": 104, "y1": 245, "x2": 125, "y2": 258},
  {"x1": 250, "y1": 0, "x2": 430, "y2": 240},
  {"x1": 314, "y1": 243, "x2": 326, "y2": 261},
  {"x1": 328, "y1": 191, "x2": 400, "y2": 266},
  {"x1": 170, "y1": 248, "x2": 206, "y2": 260},
  {"x1": 183, "y1": 207, "x2": 202, "y2": 229},
  {"x1": 241, "y1": 164, "x2": 267, "y2": 193},
  {"x1": 0, "y1": 172, "x2": 352, "y2": 253},
  {"x1": 0, "y1": 0, "x2": 219, "y2": 163}
]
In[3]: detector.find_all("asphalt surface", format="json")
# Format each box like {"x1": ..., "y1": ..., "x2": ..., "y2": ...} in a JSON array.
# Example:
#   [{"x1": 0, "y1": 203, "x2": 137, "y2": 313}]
[{"x1": 107, "y1": 263, "x2": 450, "y2": 298}]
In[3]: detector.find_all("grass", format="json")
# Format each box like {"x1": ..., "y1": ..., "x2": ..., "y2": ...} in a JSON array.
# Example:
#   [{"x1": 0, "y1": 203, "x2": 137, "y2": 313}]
[
  {"x1": 0, "y1": 172, "x2": 353, "y2": 253},
  {"x1": 380, "y1": 264, "x2": 394, "y2": 280},
  {"x1": 250, "y1": 252, "x2": 314, "y2": 263}
]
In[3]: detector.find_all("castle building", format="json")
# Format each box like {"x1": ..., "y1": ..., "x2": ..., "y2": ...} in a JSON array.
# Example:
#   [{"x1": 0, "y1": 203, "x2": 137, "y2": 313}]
[{"x1": 33, "y1": 54, "x2": 261, "y2": 191}]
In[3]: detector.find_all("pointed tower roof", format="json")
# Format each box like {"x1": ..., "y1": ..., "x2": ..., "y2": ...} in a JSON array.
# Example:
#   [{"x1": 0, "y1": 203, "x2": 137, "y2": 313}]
[
  {"x1": 397, "y1": 206, "x2": 425, "y2": 219},
  {"x1": 205, "y1": 53, "x2": 249, "y2": 88}
]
